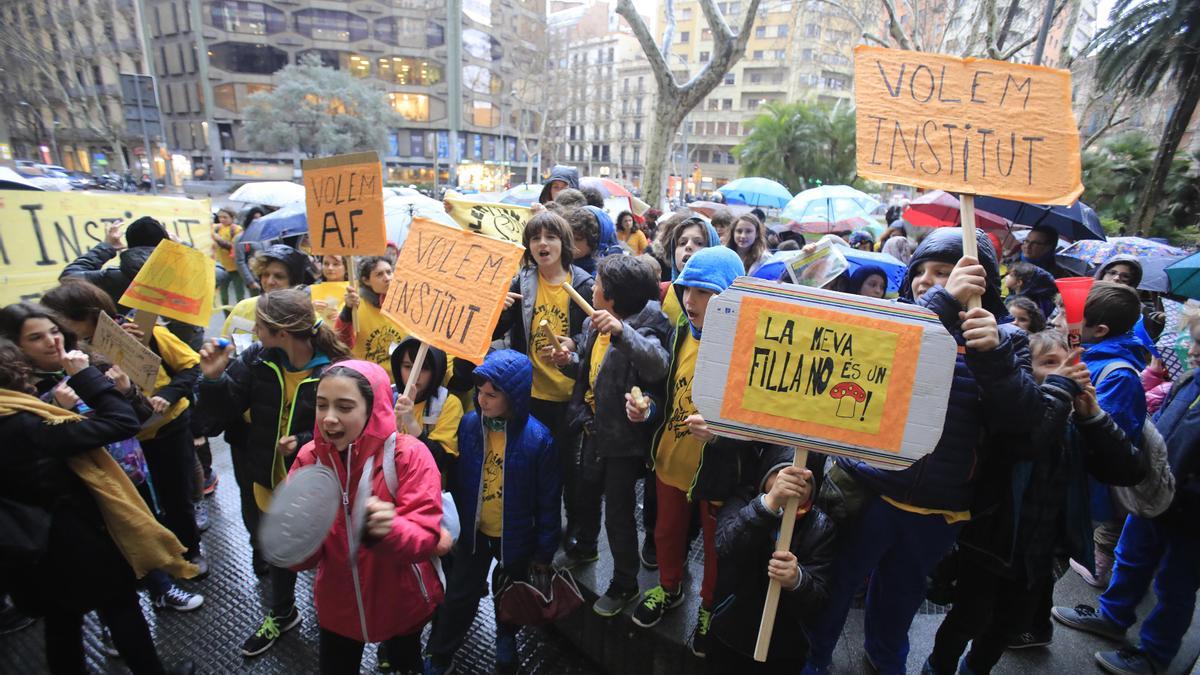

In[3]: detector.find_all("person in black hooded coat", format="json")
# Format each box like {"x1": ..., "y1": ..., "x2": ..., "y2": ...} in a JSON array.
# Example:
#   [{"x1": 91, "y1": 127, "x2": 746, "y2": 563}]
[
  {"x1": 806, "y1": 228, "x2": 1044, "y2": 674},
  {"x1": 538, "y1": 165, "x2": 580, "y2": 204}
]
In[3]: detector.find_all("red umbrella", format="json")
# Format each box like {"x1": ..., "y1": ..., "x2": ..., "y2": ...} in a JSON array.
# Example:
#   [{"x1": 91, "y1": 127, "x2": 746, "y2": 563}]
[
  {"x1": 902, "y1": 190, "x2": 1010, "y2": 231},
  {"x1": 580, "y1": 176, "x2": 633, "y2": 199}
]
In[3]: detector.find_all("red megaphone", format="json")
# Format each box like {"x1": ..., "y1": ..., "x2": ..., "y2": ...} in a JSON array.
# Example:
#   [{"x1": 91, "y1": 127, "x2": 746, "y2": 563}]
[{"x1": 1055, "y1": 276, "x2": 1094, "y2": 354}]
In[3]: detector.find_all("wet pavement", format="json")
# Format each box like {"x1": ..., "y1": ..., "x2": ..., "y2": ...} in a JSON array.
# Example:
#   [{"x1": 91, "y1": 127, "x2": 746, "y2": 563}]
[{"x1": 1, "y1": 434, "x2": 603, "y2": 674}]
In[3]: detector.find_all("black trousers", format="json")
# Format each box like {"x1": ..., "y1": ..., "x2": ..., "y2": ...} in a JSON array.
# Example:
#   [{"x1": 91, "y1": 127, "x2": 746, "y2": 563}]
[
  {"x1": 709, "y1": 635, "x2": 807, "y2": 673},
  {"x1": 227, "y1": 440, "x2": 261, "y2": 554},
  {"x1": 426, "y1": 533, "x2": 526, "y2": 659},
  {"x1": 44, "y1": 592, "x2": 163, "y2": 674},
  {"x1": 529, "y1": 398, "x2": 575, "y2": 528},
  {"x1": 575, "y1": 454, "x2": 644, "y2": 592},
  {"x1": 141, "y1": 418, "x2": 200, "y2": 556},
  {"x1": 318, "y1": 627, "x2": 421, "y2": 675},
  {"x1": 928, "y1": 561, "x2": 1052, "y2": 674}
]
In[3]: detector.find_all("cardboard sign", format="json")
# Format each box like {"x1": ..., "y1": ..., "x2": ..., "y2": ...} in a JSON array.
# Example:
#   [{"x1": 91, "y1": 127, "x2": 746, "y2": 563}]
[
  {"x1": 90, "y1": 311, "x2": 162, "y2": 393},
  {"x1": 303, "y1": 152, "x2": 386, "y2": 255},
  {"x1": 445, "y1": 194, "x2": 531, "y2": 244},
  {"x1": 693, "y1": 278, "x2": 957, "y2": 469},
  {"x1": 380, "y1": 218, "x2": 524, "y2": 362},
  {"x1": 854, "y1": 45, "x2": 1082, "y2": 205},
  {"x1": 120, "y1": 239, "x2": 216, "y2": 327},
  {"x1": 0, "y1": 191, "x2": 213, "y2": 306},
  {"x1": 310, "y1": 281, "x2": 349, "y2": 322}
]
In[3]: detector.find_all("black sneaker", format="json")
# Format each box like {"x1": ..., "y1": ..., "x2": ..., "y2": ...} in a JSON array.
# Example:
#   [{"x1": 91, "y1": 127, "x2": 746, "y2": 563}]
[
  {"x1": 593, "y1": 584, "x2": 640, "y2": 617},
  {"x1": 1007, "y1": 626, "x2": 1053, "y2": 649},
  {"x1": 0, "y1": 600, "x2": 34, "y2": 635},
  {"x1": 632, "y1": 585, "x2": 684, "y2": 628},
  {"x1": 1095, "y1": 647, "x2": 1165, "y2": 675},
  {"x1": 562, "y1": 543, "x2": 599, "y2": 569},
  {"x1": 377, "y1": 641, "x2": 394, "y2": 673},
  {"x1": 640, "y1": 536, "x2": 658, "y2": 571},
  {"x1": 153, "y1": 585, "x2": 204, "y2": 612},
  {"x1": 241, "y1": 607, "x2": 301, "y2": 657},
  {"x1": 689, "y1": 606, "x2": 712, "y2": 658},
  {"x1": 1051, "y1": 605, "x2": 1125, "y2": 641}
]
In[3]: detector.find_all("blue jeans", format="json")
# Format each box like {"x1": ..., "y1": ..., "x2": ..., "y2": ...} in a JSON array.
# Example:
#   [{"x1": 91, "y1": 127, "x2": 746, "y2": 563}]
[
  {"x1": 1099, "y1": 515, "x2": 1200, "y2": 665},
  {"x1": 806, "y1": 496, "x2": 962, "y2": 674}
]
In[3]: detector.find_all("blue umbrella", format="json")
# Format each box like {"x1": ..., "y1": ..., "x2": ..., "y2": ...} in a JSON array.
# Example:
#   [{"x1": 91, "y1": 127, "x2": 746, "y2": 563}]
[
  {"x1": 752, "y1": 247, "x2": 906, "y2": 294},
  {"x1": 717, "y1": 177, "x2": 793, "y2": 208},
  {"x1": 1166, "y1": 252, "x2": 1200, "y2": 300},
  {"x1": 239, "y1": 201, "x2": 308, "y2": 243},
  {"x1": 972, "y1": 196, "x2": 1106, "y2": 241}
]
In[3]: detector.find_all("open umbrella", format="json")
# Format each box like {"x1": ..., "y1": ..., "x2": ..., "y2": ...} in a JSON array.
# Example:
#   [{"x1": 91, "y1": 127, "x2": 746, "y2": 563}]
[
  {"x1": 497, "y1": 183, "x2": 541, "y2": 206},
  {"x1": 751, "y1": 247, "x2": 905, "y2": 294},
  {"x1": 1166, "y1": 252, "x2": 1200, "y2": 300},
  {"x1": 779, "y1": 185, "x2": 880, "y2": 233},
  {"x1": 239, "y1": 201, "x2": 308, "y2": 243},
  {"x1": 1140, "y1": 255, "x2": 1189, "y2": 294},
  {"x1": 580, "y1": 177, "x2": 633, "y2": 199},
  {"x1": 902, "y1": 190, "x2": 1010, "y2": 231},
  {"x1": 1061, "y1": 237, "x2": 1187, "y2": 269},
  {"x1": 686, "y1": 200, "x2": 755, "y2": 219},
  {"x1": 383, "y1": 194, "x2": 458, "y2": 247},
  {"x1": 0, "y1": 167, "x2": 43, "y2": 191},
  {"x1": 973, "y1": 196, "x2": 1106, "y2": 242},
  {"x1": 229, "y1": 181, "x2": 306, "y2": 208},
  {"x1": 717, "y1": 177, "x2": 793, "y2": 208}
]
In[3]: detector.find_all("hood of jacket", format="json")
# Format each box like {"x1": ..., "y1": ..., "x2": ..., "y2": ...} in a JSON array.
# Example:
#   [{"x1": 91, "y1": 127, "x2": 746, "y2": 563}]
[
  {"x1": 259, "y1": 244, "x2": 312, "y2": 287},
  {"x1": 310, "y1": 360, "x2": 397, "y2": 464},
  {"x1": 117, "y1": 246, "x2": 156, "y2": 280},
  {"x1": 584, "y1": 205, "x2": 620, "y2": 257},
  {"x1": 1016, "y1": 262, "x2": 1059, "y2": 318},
  {"x1": 1094, "y1": 255, "x2": 1144, "y2": 287},
  {"x1": 1083, "y1": 332, "x2": 1150, "y2": 371},
  {"x1": 901, "y1": 227, "x2": 1007, "y2": 318},
  {"x1": 538, "y1": 165, "x2": 580, "y2": 203},
  {"x1": 668, "y1": 216, "x2": 723, "y2": 279},
  {"x1": 472, "y1": 349, "x2": 532, "y2": 432},
  {"x1": 390, "y1": 337, "x2": 447, "y2": 405}
]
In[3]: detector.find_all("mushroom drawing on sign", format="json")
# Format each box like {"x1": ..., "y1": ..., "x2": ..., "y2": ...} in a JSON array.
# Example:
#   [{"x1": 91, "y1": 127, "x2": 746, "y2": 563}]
[{"x1": 831, "y1": 382, "x2": 867, "y2": 418}]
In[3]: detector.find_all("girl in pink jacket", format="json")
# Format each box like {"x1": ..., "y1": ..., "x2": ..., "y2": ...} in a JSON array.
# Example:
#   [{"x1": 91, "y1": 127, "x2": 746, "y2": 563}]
[{"x1": 290, "y1": 360, "x2": 445, "y2": 674}]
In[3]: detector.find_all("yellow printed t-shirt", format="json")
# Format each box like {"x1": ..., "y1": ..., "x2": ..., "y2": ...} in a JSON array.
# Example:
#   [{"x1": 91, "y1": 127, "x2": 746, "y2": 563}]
[
  {"x1": 213, "y1": 223, "x2": 243, "y2": 270},
  {"x1": 254, "y1": 366, "x2": 313, "y2": 511},
  {"x1": 654, "y1": 331, "x2": 703, "y2": 492},
  {"x1": 352, "y1": 301, "x2": 407, "y2": 381},
  {"x1": 479, "y1": 429, "x2": 505, "y2": 537},
  {"x1": 584, "y1": 332, "x2": 612, "y2": 410},
  {"x1": 222, "y1": 297, "x2": 258, "y2": 337},
  {"x1": 662, "y1": 283, "x2": 684, "y2": 326},
  {"x1": 412, "y1": 394, "x2": 464, "y2": 459},
  {"x1": 619, "y1": 229, "x2": 648, "y2": 255},
  {"x1": 137, "y1": 326, "x2": 201, "y2": 441},
  {"x1": 530, "y1": 274, "x2": 574, "y2": 402}
]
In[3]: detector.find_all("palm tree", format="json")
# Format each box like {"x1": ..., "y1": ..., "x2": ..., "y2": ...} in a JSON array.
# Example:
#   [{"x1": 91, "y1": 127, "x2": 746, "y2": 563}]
[
  {"x1": 1091, "y1": 0, "x2": 1200, "y2": 232},
  {"x1": 734, "y1": 101, "x2": 858, "y2": 193}
]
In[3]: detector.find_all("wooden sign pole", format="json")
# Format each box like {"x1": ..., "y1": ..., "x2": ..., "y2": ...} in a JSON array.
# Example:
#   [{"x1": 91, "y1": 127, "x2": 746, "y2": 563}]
[
  {"x1": 563, "y1": 283, "x2": 595, "y2": 317},
  {"x1": 753, "y1": 446, "x2": 810, "y2": 662},
  {"x1": 958, "y1": 194, "x2": 983, "y2": 311},
  {"x1": 132, "y1": 309, "x2": 157, "y2": 346},
  {"x1": 349, "y1": 255, "x2": 360, "y2": 334},
  {"x1": 401, "y1": 342, "x2": 429, "y2": 400}
]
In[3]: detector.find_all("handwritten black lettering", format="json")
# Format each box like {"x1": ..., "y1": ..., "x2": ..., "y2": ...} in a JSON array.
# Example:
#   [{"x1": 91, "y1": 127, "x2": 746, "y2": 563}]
[{"x1": 20, "y1": 205, "x2": 57, "y2": 266}]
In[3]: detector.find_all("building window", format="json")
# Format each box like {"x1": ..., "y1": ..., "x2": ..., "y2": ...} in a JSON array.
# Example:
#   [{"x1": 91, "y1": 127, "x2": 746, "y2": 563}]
[
  {"x1": 634, "y1": 122, "x2": 641, "y2": 139},
  {"x1": 805, "y1": 23, "x2": 821, "y2": 38},
  {"x1": 463, "y1": 28, "x2": 502, "y2": 61},
  {"x1": 753, "y1": 50, "x2": 763, "y2": 60},
  {"x1": 755, "y1": 26, "x2": 766, "y2": 38},
  {"x1": 207, "y1": 42, "x2": 289, "y2": 74},
  {"x1": 708, "y1": 98, "x2": 719, "y2": 110},
  {"x1": 293, "y1": 9, "x2": 369, "y2": 42},
  {"x1": 633, "y1": 147, "x2": 640, "y2": 163},
  {"x1": 679, "y1": 31, "x2": 689, "y2": 42},
  {"x1": 723, "y1": 98, "x2": 733, "y2": 110},
  {"x1": 463, "y1": 64, "x2": 501, "y2": 94},
  {"x1": 208, "y1": 1, "x2": 286, "y2": 35},
  {"x1": 777, "y1": 25, "x2": 789, "y2": 37},
  {"x1": 378, "y1": 57, "x2": 443, "y2": 85},
  {"x1": 724, "y1": 72, "x2": 735, "y2": 85},
  {"x1": 471, "y1": 100, "x2": 498, "y2": 127},
  {"x1": 700, "y1": 51, "x2": 710, "y2": 62},
  {"x1": 375, "y1": 17, "x2": 444, "y2": 47},
  {"x1": 299, "y1": 50, "x2": 372, "y2": 78},
  {"x1": 389, "y1": 93, "x2": 430, "y2": 121}
]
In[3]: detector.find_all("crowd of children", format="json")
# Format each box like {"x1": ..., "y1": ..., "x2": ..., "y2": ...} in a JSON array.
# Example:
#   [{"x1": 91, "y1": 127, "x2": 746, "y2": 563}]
[{"x1": 1, "y1": 181, "x2": 1198, "y2": 675}]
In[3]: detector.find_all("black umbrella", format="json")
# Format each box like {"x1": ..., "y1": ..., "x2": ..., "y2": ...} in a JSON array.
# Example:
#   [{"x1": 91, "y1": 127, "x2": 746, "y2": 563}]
[{"x1": 973, "y1": 196, "x2": 1106, "y2": 242}]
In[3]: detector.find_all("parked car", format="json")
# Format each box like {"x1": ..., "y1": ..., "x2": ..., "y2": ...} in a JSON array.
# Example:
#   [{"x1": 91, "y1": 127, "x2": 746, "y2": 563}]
[{"x1": 66, "y1": 171, "x2": 96, "y2": 190}]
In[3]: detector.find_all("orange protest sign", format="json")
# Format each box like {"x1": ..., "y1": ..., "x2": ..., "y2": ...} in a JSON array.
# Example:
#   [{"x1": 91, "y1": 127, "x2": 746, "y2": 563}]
[
  {"x1": 854, "y1": 45, "x2": 1082, "y2": 205},
  {"x1": 119, "y1": 239, "x2": 215, "y2": 327},
  {"x1": 380, "y1": 218, "x2": 524, "y2": 362},
  {"x1": 302, "y1": 152, "x2": 386, "y2": 255}
]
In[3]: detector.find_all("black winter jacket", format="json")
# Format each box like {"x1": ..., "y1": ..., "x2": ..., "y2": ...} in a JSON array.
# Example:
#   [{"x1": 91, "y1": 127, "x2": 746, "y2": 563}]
[
  {"x1": 712, "y1": 449, "x2": 837, "y2": 663},
  {"x1": 565, "y1": 300, "x2": 672, "y2": 459},
  {"x1": 195, "y1": 343, "x2": 333, "y2": 488},
  {"x1": 0, "y1": 367, "x2": 143, "y2": 615},
  {"x1": 958, "y1": 374, "x2": 1146, "y2": 582}
]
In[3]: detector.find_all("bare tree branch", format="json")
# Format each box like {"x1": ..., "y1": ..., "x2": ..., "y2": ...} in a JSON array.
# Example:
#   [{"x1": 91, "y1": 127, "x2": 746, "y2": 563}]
[
  {"x1": 878, "y1": 0, "x2": 915, "y2": 50},
  {"x1": 616, "y1": 0, "x2": 678, "y2": 98},
  {"x1": 995, "y1": 0, "x2": 1021, "y2": 49},
  {"x1": 660, "y1": 0, "x2": 676, "y2": 60},
  {"x1": 1081, "y1": 89, "x2": 1132, "y2": 150},
  {"x1": 1000, "y1": 33, "x2": 1039, "y2": 60},
  {"x1": 864, "y1": 32, "x2": 891, "y2": 47}
]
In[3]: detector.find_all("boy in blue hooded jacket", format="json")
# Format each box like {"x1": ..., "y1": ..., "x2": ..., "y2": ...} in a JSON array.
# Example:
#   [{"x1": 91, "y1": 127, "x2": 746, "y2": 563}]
[
  {"x1": 805, "y1": 228, "x2": 1044, "y2": 674},
  {"x1": 424, "y1": 349, "x2": 560, "y2": 675},
  {"x1": 1071, "y1": 281, "x2": 1149, "y2": 589}
]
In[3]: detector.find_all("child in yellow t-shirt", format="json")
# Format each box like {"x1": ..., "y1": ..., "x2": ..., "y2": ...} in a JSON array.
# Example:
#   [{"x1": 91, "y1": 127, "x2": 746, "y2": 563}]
[
  {"x1": 390, "y1": 338, "x2": 464, "y2": 487},
  {"x1": 213, "y1": 207, "x2": 246, "y2": 307}
]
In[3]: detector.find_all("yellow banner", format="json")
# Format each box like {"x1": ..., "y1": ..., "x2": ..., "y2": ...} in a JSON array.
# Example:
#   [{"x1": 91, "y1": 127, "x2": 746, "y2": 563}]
[
  {"x1": 120, "y1": 239, "x2": 216, "y2": 327},
  {"x1": 445, "y1": 194, "x2": 531, "y2": 244},
  {"x1": 0, "y1": 190, "x2": 213, "y2": 306}
]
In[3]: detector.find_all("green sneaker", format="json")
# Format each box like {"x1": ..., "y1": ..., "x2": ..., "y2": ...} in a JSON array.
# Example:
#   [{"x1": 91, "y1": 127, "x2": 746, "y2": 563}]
[
  {"x1": 631, "y1": 585, "x2": 684, "y2": 628},
  {"x1": 690, "y1": 606, "x2": 712, "y2": 657},
  {"x1": 240, "y1": 607, "x2": 300, "y2": 657}
]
